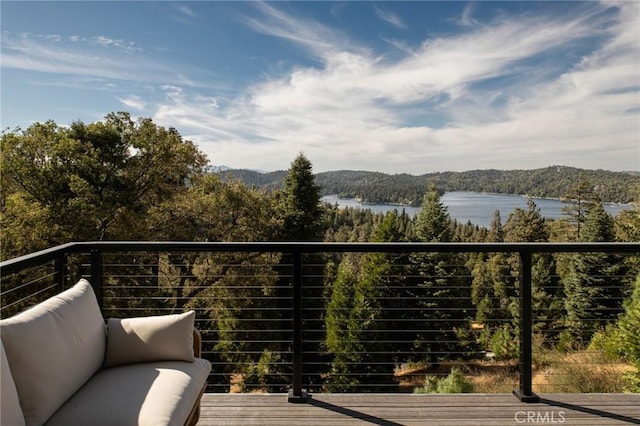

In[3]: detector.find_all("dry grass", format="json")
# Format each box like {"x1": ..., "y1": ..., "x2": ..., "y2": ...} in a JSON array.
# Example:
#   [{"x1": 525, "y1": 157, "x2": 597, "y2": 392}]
[
  {"x1": 395, "y1": 360, "x2": 519, "y2": 393},
  {"x1": 228, "y1": 350, "x2": 636, "y2": 394},
  {"x1": 395, "y1": 351, "x2": 635, "y2": 394},
  {"x1": 534, "y1": 351, "x2": 636, "y2": 393}
]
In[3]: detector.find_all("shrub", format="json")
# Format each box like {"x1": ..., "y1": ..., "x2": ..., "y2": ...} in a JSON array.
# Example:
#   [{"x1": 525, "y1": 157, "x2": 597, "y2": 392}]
[
  {"x1": 489, "y1": 325, "x2": 519, "y2": 361},
  {"x1": 588, "y1": 324, "x2": 626, "y2": 362},
  {"x1": 415, "y1": 367, "x2": 474, "y2": 394}
]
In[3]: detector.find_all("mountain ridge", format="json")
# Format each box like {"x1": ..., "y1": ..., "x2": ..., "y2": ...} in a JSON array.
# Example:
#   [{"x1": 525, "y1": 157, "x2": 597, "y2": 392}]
[{"x1": 215, "y1": 165, "x2": 640, "y2": 205}]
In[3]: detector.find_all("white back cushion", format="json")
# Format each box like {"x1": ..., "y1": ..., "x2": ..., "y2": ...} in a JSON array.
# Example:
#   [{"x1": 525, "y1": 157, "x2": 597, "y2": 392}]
[
  {"x1": 0, "y1": 279, "x2": 106, "y2": 426},
  {"x1": 1, "y1": 338, "x2": 26, "y2": 426},
  {"x1": 104, "y1": 310, "x2": 195, "y2": 368}
]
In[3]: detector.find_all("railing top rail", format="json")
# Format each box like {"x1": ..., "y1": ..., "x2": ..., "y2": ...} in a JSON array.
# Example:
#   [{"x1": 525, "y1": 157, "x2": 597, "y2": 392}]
[
  {"x1": 2, "y1": 241, "x2": 639, "y2": 274},
  {"x1": 0, "y1": 242, "x2": 78, "y2": 275}
]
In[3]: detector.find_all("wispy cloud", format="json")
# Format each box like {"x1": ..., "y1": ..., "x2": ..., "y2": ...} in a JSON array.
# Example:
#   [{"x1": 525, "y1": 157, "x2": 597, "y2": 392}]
[
  {"x1": 117, "y1": 95, "x2": 146, "y2": 111},
  {"x1": 459, "y1": 2, "x2": 479, "y2": 27},
  {"x1": 330, "y1": 3, "x2": 347, "y2": 18},
  {"x1": 1, "y1": 31, "x2": 202, "y2": 86},
  {"x1": 373, "y1": 5, "x2": 407, "y2": 29},
  {"x1": 241, "y1": 2, "x2": 363, "y2": 62},
  {"x1": 152, "y1": 2, "x2": 639, "y2": 173},
  {"x1": 176, "y1": 4, "x2": 196, "y2": 18}
]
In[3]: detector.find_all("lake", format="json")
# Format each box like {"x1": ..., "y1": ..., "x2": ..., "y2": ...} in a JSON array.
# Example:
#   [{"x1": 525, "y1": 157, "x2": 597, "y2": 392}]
[{"x1": 322, "y1": 192, "x2": 632, "y2": 228}]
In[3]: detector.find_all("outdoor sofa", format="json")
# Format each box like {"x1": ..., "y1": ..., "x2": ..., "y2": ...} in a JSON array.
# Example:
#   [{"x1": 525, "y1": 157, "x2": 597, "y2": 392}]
[{"x1": 1, "y1": 279, "x2": 211, "y2": 426}]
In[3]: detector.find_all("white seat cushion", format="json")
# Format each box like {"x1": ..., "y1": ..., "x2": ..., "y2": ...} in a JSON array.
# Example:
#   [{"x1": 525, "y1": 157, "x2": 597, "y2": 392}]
[
  {"x1": 1, "y1": 339, "x2": 26, "y2": 426},
  {"x1": 46, "y1": 358, "x2": 211, "y2": 426},
  {"x1": 0, "y1": 280, "x2": 106, "y2": 426}
]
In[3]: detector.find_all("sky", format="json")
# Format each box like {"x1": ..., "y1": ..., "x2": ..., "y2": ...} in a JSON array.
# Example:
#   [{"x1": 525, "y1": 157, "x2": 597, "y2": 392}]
[{"x1": 1, "y1": 1, "x2": 639, "y2": 174}]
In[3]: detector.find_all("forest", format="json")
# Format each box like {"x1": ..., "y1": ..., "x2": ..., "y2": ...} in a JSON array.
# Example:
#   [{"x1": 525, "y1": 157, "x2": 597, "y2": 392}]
[
  {"x1": 219, "y1": 166, "x2": 640, "y2": 205},
  {"x1": 2, "y1": 114, "x2": 639, "y2": 394}
]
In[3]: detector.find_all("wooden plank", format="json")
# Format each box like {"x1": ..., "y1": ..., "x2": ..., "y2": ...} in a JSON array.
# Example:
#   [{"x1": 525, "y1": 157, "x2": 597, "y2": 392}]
[{"x1": 197, "y1": 393, "x2": 640, "y2": 426}]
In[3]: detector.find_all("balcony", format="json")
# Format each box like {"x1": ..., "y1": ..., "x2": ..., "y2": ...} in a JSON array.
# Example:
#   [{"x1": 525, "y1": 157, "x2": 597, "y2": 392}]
[{"x1": 2, "y1": 241, "x2": 639, "y2": 425}]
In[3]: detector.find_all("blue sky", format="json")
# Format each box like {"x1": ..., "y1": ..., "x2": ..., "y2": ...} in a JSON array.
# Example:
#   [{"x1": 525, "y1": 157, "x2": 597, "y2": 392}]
[{"x1": 2, "y1": 1, "x2": 639, "y2": 173}]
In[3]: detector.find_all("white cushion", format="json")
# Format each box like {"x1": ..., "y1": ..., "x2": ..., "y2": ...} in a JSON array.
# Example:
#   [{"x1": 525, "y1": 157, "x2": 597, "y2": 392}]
[
  {"x1": 46, "y1": 358, "x2": 212, "y2": 426},
  {"x1": 1, "y1": 339, "x2": 26, "y2": 426},
  {"x1": 0, "y1": 279, "x2": 106, "y2": 426},
  {"x1": 104, "y1": 310, "x2": 195, "y2": 368}
]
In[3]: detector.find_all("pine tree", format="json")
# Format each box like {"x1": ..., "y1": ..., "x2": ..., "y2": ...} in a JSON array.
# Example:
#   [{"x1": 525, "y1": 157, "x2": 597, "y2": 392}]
[
  {"x1": 275, "y1": 154, "x2": 324, "y2": 241},
  {"x1": 325, "y1": 211, "x2": 408, "y2": 391},
  {"x1": 564, "y1": 201, "x2": 628, "y2": 342},
  {"x1": 488, "y1": 210, "x2": 504, "y2": 242},
  {"x1": 503, "y1": 200, "x2": 562, "y2": 338},
  {"x1": 619, "y1": 275, "x2": 640, "y2": 365},
  {"x1": 409, "y1": 186, "x2": 474, "y2": 362},
  {"x1": 561, "y1": 175, "x2": 599, "y2": 240}
]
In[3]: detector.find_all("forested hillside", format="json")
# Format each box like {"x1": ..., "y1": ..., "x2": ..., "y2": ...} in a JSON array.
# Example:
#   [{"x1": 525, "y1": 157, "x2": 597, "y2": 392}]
[
  {"x1": 3, "y1": 114, "x2": 640, "y2": 395},
  {"x1": 218, "y1": 166, "x2": 640, "y2": 205}
]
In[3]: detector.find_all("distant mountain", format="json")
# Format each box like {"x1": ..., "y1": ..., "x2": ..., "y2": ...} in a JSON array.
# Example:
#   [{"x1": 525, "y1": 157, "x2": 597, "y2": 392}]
[
  {"x1": 217, "y1": 168, "x2": 288, "y2": 190},
  {"x1": 215, "y1": 166, "x2": 640, "y2": 205},
  {"x1": 206, "y1": 165, "x2": 233, "y2": 173}
]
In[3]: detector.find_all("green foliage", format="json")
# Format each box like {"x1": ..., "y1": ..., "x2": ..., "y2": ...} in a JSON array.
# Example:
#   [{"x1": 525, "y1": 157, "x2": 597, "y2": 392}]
[
  {"x1": 588, "y1": 325, "x2": 627, "y2": 361},
  {"x1": 1, "y1": 113, "x2": 207, "y2": 258},
  {"x1": 504, "y1": 199, "x2": 548, "y2": 243},
  {"x1": 564, "y1": 201, "x2": 628, "y2": 341},
  {"x1": 275, "y1": 153, "x2": 324, "y2": 241},
  {"x1": 324, "y1": 253, "x2": 396, "y2": 391},
  {"x1": 415, "y1": 367, "x2": 473, "y2": 394},
  {"x1": 615, "y1": 204, "x2": 640, "y2": 242},
  {"x1": 618, "y1": 275, "x2": 640, "y2": 365},
  {"x1": 408, "y1": 186, "x2": 477, "y2": 362},
  {"x1": 242, "y1": 349, "x2": 288, "y2": 392},
  {"x1": 489, "y1": 325, "x2": 519, "y2": 361},
  {"x1": 413, "y1": 185, "x2": 452, "y2": 242},
  {"x1": 561, "y1": 175, "x2": 600, "y2": 240}
]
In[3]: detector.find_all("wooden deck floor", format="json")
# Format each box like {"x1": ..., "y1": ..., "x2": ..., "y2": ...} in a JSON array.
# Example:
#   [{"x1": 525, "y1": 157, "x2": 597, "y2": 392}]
[{"x1": 198, "y1": 393, "x2": 640, "y2": 425}]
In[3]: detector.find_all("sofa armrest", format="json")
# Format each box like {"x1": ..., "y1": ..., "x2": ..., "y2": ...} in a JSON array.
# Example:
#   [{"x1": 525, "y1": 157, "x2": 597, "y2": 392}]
[{"x1": 192, "y1": 329, "x2": 202, "y2": 358}]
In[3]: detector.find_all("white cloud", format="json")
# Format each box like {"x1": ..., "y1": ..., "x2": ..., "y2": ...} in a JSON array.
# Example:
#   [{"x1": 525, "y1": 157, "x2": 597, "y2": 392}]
[
  {"x1": 6, "y1": 3, "x2": 636, "y2": 174},
  {"x1": 242, "y1": 2, "x2": 365, "y2": 62},
  {"x1": 153, "y1": 2, "x2": 638, "y2": 173},
  {"x1": 459, "y1": 3, "x2": 479, "y2": 27},
  {"x1": 177, "y1": 4, "x2": 196, "y2": 18},
  {"x1": 2, "y1": 32, "x2": 175, "y2": 84},
  {"x1": 373, "y1": 5, "x2": 407, "y2": 29},
  {"x1": 117, "y1": 95, "x2": 146, "y2": 111}
]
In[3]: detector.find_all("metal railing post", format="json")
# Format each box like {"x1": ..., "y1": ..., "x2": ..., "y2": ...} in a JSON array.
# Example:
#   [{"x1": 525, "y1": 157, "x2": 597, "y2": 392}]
[
  {"x1": 90, "y1": 248, "x2": 103, "y2": 310},
  {"x1": 288, "y1": 249, "x2": 308, "y2": 402},
  {"x1": 54, "y1": 253, "x2": 67, "y2": 292},
  {"x1": 513, "y1": 251, "x2": 539, "y2": 402}
]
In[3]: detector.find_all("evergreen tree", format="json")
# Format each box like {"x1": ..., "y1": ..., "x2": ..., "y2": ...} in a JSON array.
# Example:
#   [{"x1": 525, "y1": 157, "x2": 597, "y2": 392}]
[
  {"x1": 273, "y1": 154, "x2": 326, "y2": 389},
  {"x1": 325, "y1": 254, "x2": 393, "y2": 391},
  {"x1": 275, "y1": 154, "x2": 324, "y2": 241},
  {"x1": 324, "y1": 211, "x2": 407, "y2": 391},
  {"x1": 615, "y1": 204, "x2": 640, "y2": 277},
  {"x1": 488, "y1": 210, "x2": 505, "y2": 242},
  {"x1": 619, "y1": 275, "x2": 640, "y2": 365},
  {"x1": 561, "y1": 176, "x2": 599, "y2": 240},
  {"x1": 409, "y1": 186, "x2": 474, "y2": 362},
  {"x1": 501, "y1": 200, "x2": 562, "y2": 340},
  {"x1": 564, "y1": 201, "x2": 628, "y2": 342},
  {"x1": 414, "y1": 185, "x2": 453, "y2": 243}
]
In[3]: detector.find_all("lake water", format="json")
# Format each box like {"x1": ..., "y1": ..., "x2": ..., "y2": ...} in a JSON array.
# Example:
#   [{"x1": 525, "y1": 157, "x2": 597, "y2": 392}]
[{"x1": 322, "y1": 192, "x2": 632, "y2": 228}]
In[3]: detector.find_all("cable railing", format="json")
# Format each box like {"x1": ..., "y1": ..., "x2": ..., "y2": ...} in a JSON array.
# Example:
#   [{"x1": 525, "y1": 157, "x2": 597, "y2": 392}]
[{"x1": 1, "y1": 241, "x2": 638, "y2": 403}]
